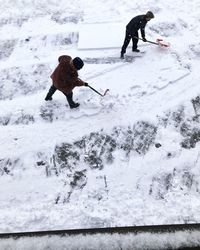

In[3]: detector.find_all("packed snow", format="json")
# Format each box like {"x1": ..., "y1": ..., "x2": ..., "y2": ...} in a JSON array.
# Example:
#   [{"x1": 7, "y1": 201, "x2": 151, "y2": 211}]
[{"x1": 0, "y1": 0, "x2": 200, "y2": 236}]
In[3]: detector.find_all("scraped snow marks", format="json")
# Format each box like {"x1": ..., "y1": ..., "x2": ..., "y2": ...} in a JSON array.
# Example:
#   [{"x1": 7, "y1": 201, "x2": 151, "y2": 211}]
[
  {"x1": 51, "y1": 123, "x2": 157, "y2": 178},
  {"x1": 170, "y1": 106, "x2": 185, "y2": 128},
  {"x1": 56, "y1": 170, "x2": 87, "y2": 203},
  {"x1": 81, "y1": 215, "x2": 112, "y2": 228},
  {"x1": 0, "y1": 39, "x2": 16, "y2": 60},
  {"x1": 44, "y1": 123, "x2": 158, "y2": 204},
  {"x1": 54, "y1": 143, "x2": 80, "y2": 172},
  {"x1": 57, "y1": 33, "x2": 78, "y2": 45},
  {"x1": 40, "y1": 101, "x2": 66, "y2": 122},
  {"x1": 132, "y1": 121, "x2": 157, "y2": 154},
  {"x1": 52, "y1": 144, "x2": 87, "y2": 203},
  {"x1": 54, "y1": 132, "x2": 116, "y2": 172},
  {"x1": 149, "y1": 168, "x2": 198, "y2": 200},
  {"x1": 149, "y1": 172, "x2": 173, "y2": 199},
  {"x1": 19, "y1": 32, "x2": 78, "y2": 53},
  {"x1": 70, "y1": 171, "x2": 87, "y2": 189},
  {"x1": 0, "y1": 16, "x2": 29, "y2": 27},
  {"x1": 150, "y1": 22, "x2": 180, "y2": 37},
  {"x1": 181, "y1": 127, "x2": 200, "y2": 149},
  {"x1": 0, "y1": 115, "x2": 10, "y2": 126},
  {"x1": 157, "y1": 102, "x2": 200, "y2": 150},
  {"x1": 84, "y1": 55, "x2": 143, "y2": 64},
  {"x1": 189, "y1": 43, "x2": 200, "y2": 58},
  {"x1": 10, "y1": 112, "x2": 34, "y2": 125},
  {"x1": 51, "y1": 12, "x2": 83, "y2": 24},
  {"x1": 84, "y1": 132, "x2": 117, "y2": 169},
  {"x1": 39, "y1": 99, "x2": 103, "y2": 123},
  {"x1": 154, "y1": 69, "x2": 190, "y2": 91},
  {"x1": 0, "y1": 158, "x2": 21, "y2": 176},
  {"x1": 158, "y1": 106, "x2": 185, "y2": 129},
  {"x1": 177, "y1": 18, "x2": 188, "y2": 29},
  {"x1": 116, "y1": 122, "x2": 157, "y2": 156},
  {"x1": 0, "y1": 109, "x2": 36, "y2": 126},
  {"x1": 0, "y1": 63, "x2": 51, "y2": 100},
  {"x1": 192, "y1": 95, "x2": 200, "y2": 116}
]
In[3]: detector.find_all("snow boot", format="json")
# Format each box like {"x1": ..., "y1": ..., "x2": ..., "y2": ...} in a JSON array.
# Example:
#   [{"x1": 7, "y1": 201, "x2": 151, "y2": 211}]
[
  {"x1": 120, "y1": 52, "x2": 125, "y2": 59},
  {"x1": 132, "y1": 48, "x2": 140, "y2": 52},
  {"x1": 69, "y1": 102, "x2": 80, "y2": 109},
  {"x1": 66, "y1": 92, "x2": 80, "y2": 109}
]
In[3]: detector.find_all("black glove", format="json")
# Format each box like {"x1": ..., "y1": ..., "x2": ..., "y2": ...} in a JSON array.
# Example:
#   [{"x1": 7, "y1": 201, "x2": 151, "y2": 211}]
[
  {"x1": 142, "y1": 37, "x2": 147, "y2": 42},
  {"x1": 85, "y1": 82, "x2": 89, "y2": 86}
]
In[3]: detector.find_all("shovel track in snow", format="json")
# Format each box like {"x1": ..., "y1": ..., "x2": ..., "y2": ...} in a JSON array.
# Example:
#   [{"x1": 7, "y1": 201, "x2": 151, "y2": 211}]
[{"x1": 84, "y1": 55, "x2": 144, "y2": 64}]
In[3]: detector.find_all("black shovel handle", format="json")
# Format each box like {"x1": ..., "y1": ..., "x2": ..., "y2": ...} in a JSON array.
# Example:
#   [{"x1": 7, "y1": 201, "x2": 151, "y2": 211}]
[
  {"x1": 87, "y1": 85, "x2": 109, "y2": 97},
  {"x1": 134, "y1": 36, "x2": 159, "y2": 45}
]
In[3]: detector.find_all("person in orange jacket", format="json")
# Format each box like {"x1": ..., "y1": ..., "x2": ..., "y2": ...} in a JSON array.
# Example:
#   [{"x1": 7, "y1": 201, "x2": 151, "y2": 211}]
[{"x1": 45, "y1": 55, "x2": 88, "y2": 109}]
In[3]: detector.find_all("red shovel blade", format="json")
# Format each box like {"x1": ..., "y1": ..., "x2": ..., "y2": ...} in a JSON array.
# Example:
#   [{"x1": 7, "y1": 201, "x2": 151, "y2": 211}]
[{"x1": 156, "y1": 38, "x2": 170, "y2": 48}]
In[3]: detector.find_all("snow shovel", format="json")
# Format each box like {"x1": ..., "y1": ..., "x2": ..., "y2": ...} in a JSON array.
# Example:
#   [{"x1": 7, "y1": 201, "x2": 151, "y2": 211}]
[
  {"x1": 134, "y1": 37, "x2": 170, "y2": 47},
  {"x1": 87, "y1": 84, "x2": 109, "y2": 97}
]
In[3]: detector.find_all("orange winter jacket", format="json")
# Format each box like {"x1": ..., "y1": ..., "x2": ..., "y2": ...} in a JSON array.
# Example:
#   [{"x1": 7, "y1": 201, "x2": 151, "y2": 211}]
[{"x1": 50, "y1": 55, "x2": 84, "y2": 94}]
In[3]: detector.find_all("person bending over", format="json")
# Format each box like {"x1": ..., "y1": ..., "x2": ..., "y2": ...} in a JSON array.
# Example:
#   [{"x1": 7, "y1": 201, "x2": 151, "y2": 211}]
[{"x1": 45, "y1": 55, "x2": 88, "y2": 109}]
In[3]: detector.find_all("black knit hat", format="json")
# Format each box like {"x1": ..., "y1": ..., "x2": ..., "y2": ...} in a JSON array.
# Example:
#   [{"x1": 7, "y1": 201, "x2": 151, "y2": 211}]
[
  {"x1": 146, "y1": 11, "x2": 154, "y2": 19},
  {"x1": 73, "y1": 57, "x2": 84, "y2": 70}
]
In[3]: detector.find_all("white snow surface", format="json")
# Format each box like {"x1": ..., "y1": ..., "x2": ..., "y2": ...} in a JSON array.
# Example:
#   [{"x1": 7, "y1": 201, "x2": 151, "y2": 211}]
[{"x1": 0, "y1": 0, "x2": 200, "y2": 234}]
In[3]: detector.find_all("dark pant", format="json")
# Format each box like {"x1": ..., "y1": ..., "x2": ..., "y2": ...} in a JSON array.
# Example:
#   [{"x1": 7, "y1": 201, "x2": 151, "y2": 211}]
[
  {"x1": 64, "y1": 91, "x2": 76, "y2": 107},
  {"x1": 121, "y1": 29, "x2": 138, "y2": 54},
  {"x1": 45, "y1": 85, "x2": 75, "y2": 107},
  {"x1": 45, "y1": 85, "x2": 57, "y2": 100}
]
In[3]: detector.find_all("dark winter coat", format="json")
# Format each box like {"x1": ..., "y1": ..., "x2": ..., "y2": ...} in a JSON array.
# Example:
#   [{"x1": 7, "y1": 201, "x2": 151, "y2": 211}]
[
  {"x1": 126, "y1": 15, "x2": 147, "y2": 38},
  {"x1": 50, "y1": 55, "x2": 84, "y2": 94}
]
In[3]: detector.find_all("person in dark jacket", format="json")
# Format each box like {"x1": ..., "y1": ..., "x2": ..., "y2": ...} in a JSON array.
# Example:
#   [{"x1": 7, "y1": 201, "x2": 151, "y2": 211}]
[
  {"x1": 45, "y1": 55, "x2": 88, "y2": 109},
  {"x1": 120, "y1": 11, "x2": 154, "y2": 59}
]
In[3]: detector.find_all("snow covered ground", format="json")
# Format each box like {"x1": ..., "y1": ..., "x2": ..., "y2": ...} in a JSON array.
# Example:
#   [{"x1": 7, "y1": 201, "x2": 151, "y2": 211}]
[{"x1": 1, "y1": 0, "x2": 200, "y2": 233}]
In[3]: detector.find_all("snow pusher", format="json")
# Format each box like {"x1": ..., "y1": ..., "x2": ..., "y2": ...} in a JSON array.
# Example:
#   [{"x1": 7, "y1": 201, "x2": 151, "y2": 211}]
[
  {"x1": 87, "y1": 84, "x2": 109, "y2": 97},
  {"x1": 135, "y1": 37, "x2": 170, "y2": 48}
]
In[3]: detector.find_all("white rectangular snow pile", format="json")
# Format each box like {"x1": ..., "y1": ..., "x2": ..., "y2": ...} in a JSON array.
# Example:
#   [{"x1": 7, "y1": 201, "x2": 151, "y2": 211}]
[{"x1": 78, "y1": 22, "x2": 125, "y2": 50}]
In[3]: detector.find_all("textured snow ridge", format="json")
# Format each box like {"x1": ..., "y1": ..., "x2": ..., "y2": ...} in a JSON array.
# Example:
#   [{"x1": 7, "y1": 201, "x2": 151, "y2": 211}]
[{"x1": 1, "y1": 230, "x2": 200, "y2": 250}]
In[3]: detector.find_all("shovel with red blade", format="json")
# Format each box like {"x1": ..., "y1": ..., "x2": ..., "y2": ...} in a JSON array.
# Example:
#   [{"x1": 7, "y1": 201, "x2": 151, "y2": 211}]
[
  {"x1": 87, "y1": 84, "x2": 109, "y2": 97},
  {"x1": 135, "y1": 37, "x2": 170, "y2": 48}
]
